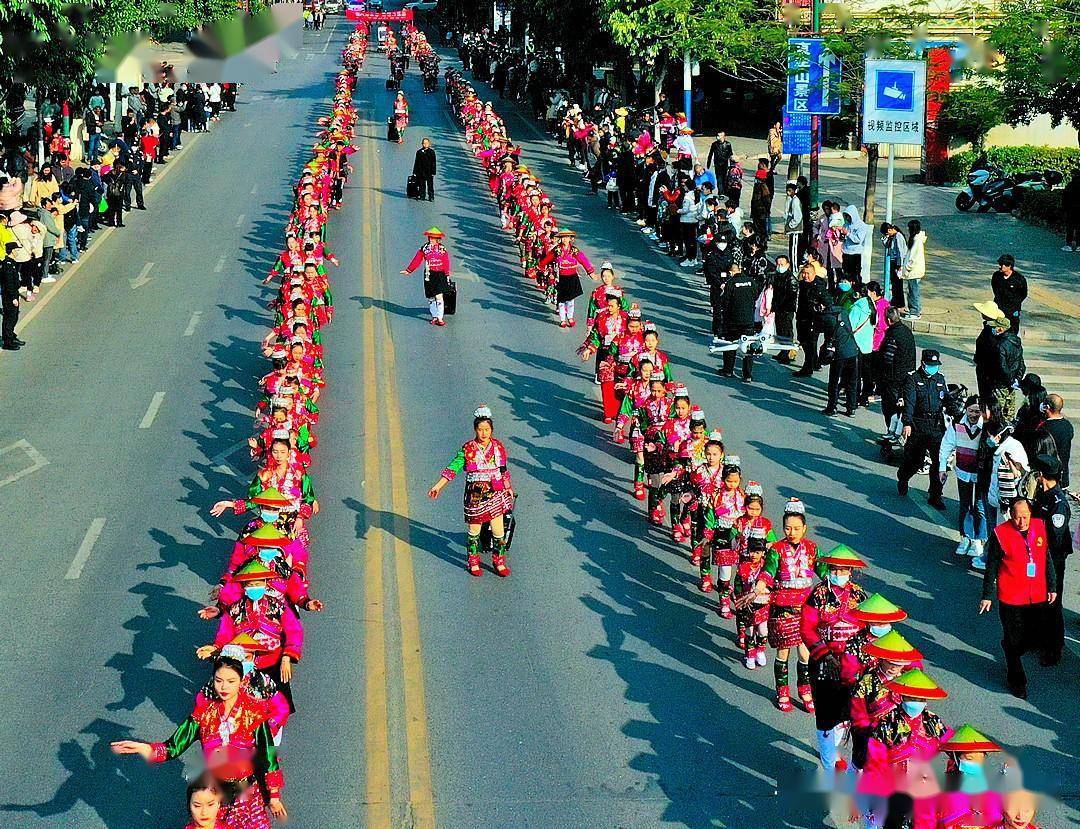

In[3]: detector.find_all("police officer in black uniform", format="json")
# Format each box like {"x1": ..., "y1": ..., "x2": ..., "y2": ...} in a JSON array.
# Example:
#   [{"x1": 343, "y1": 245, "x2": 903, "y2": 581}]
[
  {"x1": 719, "y1": 261, "x2": 764, "y2": 381},
  {"x1": 897, "y1": 349, "x2": 948, "y2": 509},
  {"x1": 702, "y1": 225, "x2": 740, "y2": 343},
  {"x1": 1033, "y1": 453, "x2": 1072, "y2": 665}
]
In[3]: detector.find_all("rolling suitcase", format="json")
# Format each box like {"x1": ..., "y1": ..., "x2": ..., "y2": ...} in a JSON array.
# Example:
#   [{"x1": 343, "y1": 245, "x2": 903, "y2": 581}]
[
  {"x1": 387, "y1": 117, "x2": 399, "y2": 142},
  {"x1": 406, "y1": 175, "x2": 420, "y2": 199},
  {"x1": 443, "y1": 278, "x2": 458, "y2": 315}
]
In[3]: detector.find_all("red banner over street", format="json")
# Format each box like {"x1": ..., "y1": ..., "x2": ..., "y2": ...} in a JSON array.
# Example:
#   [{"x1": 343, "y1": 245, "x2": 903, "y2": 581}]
[{"x1": 346, "y1": 8, "x2": 414, "y2": 22}]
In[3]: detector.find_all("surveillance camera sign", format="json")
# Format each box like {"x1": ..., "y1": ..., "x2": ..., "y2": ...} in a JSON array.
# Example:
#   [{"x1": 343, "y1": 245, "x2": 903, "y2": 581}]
[{"x1": 862, "y1": 59, "x2": 926, "y2": 146}]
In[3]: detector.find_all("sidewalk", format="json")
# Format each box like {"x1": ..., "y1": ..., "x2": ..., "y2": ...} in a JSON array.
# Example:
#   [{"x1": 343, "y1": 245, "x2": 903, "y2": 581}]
[{"x1": 694, "y1": 133, "x2": 1080, "y2": 342}]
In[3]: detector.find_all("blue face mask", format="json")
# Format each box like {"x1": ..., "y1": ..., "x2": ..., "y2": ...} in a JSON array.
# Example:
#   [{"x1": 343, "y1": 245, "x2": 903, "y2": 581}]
[
  {"x1": 245, "y1": 586, "x2": 266, "y2": 601},
  {"x1": 958, "y1": 759, "x2": 983, "y2": 776},
  {"x1": 958, "y1": 758, "x2": 988, "y2": 793},
  {"x1": 828, "y1": 572, "x2": 850, "y2": 588},
  {"x1": 258, "y1": 549, "x2": 278, "y2": 564},
  {"x1": 838, "y1": 281, "x2": 852, "y2": 292},
  {"x1": 924, "y1": 365, "x2": 940, "y2": 376},
  {"x1": 260, "y1": 510, "x2": 280, "y2": 523},
  {"x1": 869, "y1": 624, "x2": 892, "y2": 638},
  {"x1": 902, "y1": 700, "x2": 926, "y2": 717}
]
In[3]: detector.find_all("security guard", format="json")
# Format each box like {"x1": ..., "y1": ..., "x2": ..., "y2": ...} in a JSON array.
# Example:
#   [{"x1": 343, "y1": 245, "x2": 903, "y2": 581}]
[
  {"x1": 702, "y1": 225, "x2": 740, "y2": 343},
  {"x1": 1033, "y1": 453, "x2": 1072, "y2": 665},
  {"x1": 897, "y1": 349, "x2": 948, "y2": 509},
  {"x1": 719, "y1": 261, "x2": 764, "y2": 381}
]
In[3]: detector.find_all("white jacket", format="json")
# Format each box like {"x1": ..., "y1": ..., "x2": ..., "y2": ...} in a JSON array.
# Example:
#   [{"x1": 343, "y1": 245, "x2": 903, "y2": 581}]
[
  {"x1": 988, "y1": 436, "x2": 1028, "y2": 509},
  {"x1": 902, "y1": 231, "x2": 926, "y2": 280}
]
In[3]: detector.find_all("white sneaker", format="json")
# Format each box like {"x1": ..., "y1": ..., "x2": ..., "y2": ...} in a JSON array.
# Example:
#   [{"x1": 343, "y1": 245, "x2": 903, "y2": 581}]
[
  {"x1": 971, "y1": 555, "x2": 987, "y2": 571},
  {"x1": 41, "y1": 275, "x2": 56, "y2": 283},
  {"x1": 955, "y1": 538, "x2": 971, "y2": 556},
  {"x1": 745, "y1": 656, "x2": 757, "y2": 670},
  {"x1": 968, "y1": 539, "x2": 984, "y2": 558},
  {"x1": 641, "y1": 226, "x2": 653, "y2": 234},
  {"x1": 636, "y1": 219, "x2": 646, "y2": 226},
  {"x1": 756, "y1": 649, "x2": 767, "y2": 666},
  {"x1": 1062, "y1": 245, "x2": 1075, "y2": 252}
]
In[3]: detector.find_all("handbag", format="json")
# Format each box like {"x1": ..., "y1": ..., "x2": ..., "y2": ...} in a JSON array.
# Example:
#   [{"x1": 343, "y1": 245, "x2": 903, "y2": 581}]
[{"x1": 443, "y1": 278, "x2": 458, "y2": 315}]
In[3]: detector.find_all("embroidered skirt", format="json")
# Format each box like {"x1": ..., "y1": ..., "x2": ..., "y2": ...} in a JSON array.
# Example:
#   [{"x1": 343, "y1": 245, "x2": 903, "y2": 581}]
[
  {"x1": 463, "y1": 480, "x2": 514, "y2": 524},
  {"x1": 768, "y1": 604, "x2": 804, "y2": 648}
]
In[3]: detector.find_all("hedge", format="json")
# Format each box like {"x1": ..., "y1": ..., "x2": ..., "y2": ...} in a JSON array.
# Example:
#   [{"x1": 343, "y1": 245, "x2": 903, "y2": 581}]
[
  {"x1": 943, "y1": 146, "x2": 1080, "y2": 183},
  {"x1": 1014, "y1": 189, "x2": 1065, "y2": 232}
]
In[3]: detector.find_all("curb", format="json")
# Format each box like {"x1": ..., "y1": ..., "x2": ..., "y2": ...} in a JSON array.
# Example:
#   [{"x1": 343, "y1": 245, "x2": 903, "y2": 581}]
[{"x1": 904, "y1": 318, "x2": 1080, "y2": 344}]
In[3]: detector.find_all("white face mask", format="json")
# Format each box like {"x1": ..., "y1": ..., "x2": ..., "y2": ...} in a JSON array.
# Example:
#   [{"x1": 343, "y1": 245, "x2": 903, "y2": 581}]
[
  {"x1": 902, "y1": 700, "x2": 926, "y2": 717},
  {"x1": 718, "y1": 242, "x2": 727, "y2": 250},
  {"x1": 828, "y1": 572, "x2": 850, "y2": 588},
  {"x1": 869, "y1": 624, "x2": 891, "y2": 637}
]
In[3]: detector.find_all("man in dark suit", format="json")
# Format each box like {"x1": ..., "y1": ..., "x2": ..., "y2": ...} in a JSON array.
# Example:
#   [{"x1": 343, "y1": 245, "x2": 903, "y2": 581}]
[{"x1": 412, "y1": 137, "x2": 437, "y2": 201}]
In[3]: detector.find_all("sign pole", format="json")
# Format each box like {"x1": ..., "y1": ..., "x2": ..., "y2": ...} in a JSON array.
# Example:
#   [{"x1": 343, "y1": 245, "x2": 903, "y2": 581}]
[
  {"x1": 885, "y1": 142, "x2": 895, "y2": 224},
  {"x1": 809, "y1": 0, "x2": 823, "y2": 208},
  {"x1": 683, "y1": 51, "x2": 692, "y2": 128}
]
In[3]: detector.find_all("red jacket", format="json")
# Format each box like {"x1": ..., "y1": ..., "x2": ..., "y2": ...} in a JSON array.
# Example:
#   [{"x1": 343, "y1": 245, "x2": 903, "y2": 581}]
[{"x1": 985, "y1": 518, "x2": 1055, "y2": 606}]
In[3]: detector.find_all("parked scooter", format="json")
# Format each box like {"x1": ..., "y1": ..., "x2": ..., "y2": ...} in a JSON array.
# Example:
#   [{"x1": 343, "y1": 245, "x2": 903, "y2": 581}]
[{"x1": 956, "y1": 163, "x2": 1063, "y2": 213}]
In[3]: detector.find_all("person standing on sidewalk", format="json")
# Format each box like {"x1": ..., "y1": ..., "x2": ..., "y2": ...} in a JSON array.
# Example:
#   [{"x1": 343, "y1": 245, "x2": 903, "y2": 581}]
[
  {"x1": 706, "y1": 131, "x2": 733, "y2": 192},
  {"x1": 412, "y1": 138, "x2": 437, "y2": 201},
  {"x1": 901, "y1": 219, "x2": 926, "y2": 319},
  {"x1": 784, "y1": 181, "x2": 803, "y2": 265},
  {"x1": 767, "y1": 120, "x2": 783, "y2": 172},
  {"x1": 991, "y1": 254, "x2": 1027, "y2": 335},
  {"x1": 940, "y1": 396, "x2": 989, "y2": 562},
  {"x1": 879, "y1": 222, "x2": 908, "y2": 309},
  {"x1": 897, "y1": 349, "x2": 948, "y2": 509},
  {"x1": 1032, "y1": 454, "x2": 1071, "y2": 665},
  {"x1": 973, "y1": 315, "x2": 1025, "y2": 419},
  {"x1": 840, "y1": 205, "x2": 868, "y2": 284},
  {"x1": 794, "y1": 262, "x2": 828, "y2": 377},
  {"x1": 1041, "y1": 395, "x2": 1072, "y2": 488},
  {"x1": 978, "y1": 498, "x2": 1057, "y2": 699},
  {"x1": 0, "y1": 213, "x2": 23, "y2": 351}
]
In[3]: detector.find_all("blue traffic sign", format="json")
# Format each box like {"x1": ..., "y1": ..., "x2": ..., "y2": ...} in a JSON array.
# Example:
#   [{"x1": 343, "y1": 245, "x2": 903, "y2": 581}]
[
  {"x1": 786, "y1": 38, "x2": 842, "y2": 116},
  {"x1": 875, "y1": 70, "x2": 916, "y2": 111}
]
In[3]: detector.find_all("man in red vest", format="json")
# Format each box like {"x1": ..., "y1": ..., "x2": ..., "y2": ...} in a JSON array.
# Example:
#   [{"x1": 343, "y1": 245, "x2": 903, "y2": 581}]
[{"x1": 978, "y1": 498, "x2": 1058, "y2": 699}]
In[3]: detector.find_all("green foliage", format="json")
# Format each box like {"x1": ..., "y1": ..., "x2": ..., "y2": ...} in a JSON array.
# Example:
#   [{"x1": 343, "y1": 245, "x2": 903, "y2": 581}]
[
  {"x1": 943, "y1": 145, "x2": 1080, "y2": 182},
  {"x1": 1015, "y1": 188, "x2": 1065, "y2": 231},
  {"x1": 937, "y1": 84, "x2": 1005, "y2": 150},
  {"x1": 989, "y1": 0, "x2": 1080, "y2": 135}
]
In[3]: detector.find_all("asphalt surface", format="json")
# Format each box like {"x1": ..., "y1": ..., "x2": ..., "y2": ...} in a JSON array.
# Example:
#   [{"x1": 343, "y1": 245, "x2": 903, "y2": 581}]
[{"x1": 0, "y1": 15, "x2": 1076, "y2": 829}]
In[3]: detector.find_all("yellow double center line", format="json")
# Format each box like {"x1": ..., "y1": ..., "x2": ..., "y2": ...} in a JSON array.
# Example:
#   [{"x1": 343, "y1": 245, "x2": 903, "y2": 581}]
[{"x1": 359, "y1": 104, "x2": 436, "y2": 828}]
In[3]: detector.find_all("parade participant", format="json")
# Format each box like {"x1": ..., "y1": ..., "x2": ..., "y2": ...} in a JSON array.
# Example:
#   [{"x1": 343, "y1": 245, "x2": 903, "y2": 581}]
[
  {"x1": 733, "y1": 537, "x2": 771, "y2": 669},
  {"x1": 802, "y1": 545, "x2": 869, "y2": 768},
  {"x1": 246, "y1": 438, "x2": 319, "y2": 533},
  {"x1": 686, "y1": 430, "x2": 726, "y2": 567},
  {"x1": 850, "y1": 630, "x2": 923, "y2": 771},
  {"x1": 648, "y1": 384, "x2": 692, "y2": 529},
  {"x1": 393, "y1": 94, "x2": 410, "y2": 144},
  {"x1": 732, "y1": 483, "x2": 776, "y2": 562},
  {"x1": 613, "y1": 358, "x2": 656, "y2": 499},
  {"x1": 211, "y1": 524, "x2": 323, "y2": 615},
  {"x1": 204, "y1": 559, "x2": 305, "y2": 705},
  {"x1": 659, "y1": 403, "x2": 704, "y2": 542},
  {"x1": 428, "y1": 405, "x2": 516, "y2": 577},
  {"x1": 634, "y1": 324, "x2": 672, "y2": 381},
  {"x1": 840, "y1": 593, "x2": 908, "y2": 686},
  {"x1": 584, "y1": 261, "x2": 628, "y2": 327},
  {"x1": 935, "y1": 725, "x2": 1004, "y2": 829},
  {"x1": 610, "y1": 309, "x2": 646, "y2": 399},
  {"x1": 635, "y1": 378, "x2": 674, "y2": 519},
  {"x1": 759, "y1": 499, "x2": 823, "y2": 711},
  {"x1": 401, "y1": 227, "x2": 453, "y2": 326},
  {"x1": 111, "y1": 655, "x2": 287, "y2": 826},
  {"x1": 537, "y1": 229, "x2": 595, "y2": 327},
  {"x1": 699, "y1": 459, "x2": 745, "y2": 614},
  {"x1": 860, "y1": 669, "x2": 952, "y2": 828},
  {"x1": 579, "y1": 291, "x2": 628, "y2": 420},
  {"x1": 185, "y1": 772, "x2": 227, "y2": 829},
  {"x1": 998, "y1": 790, "x2": 1042, "y2": 829},
  {"x1": 203, "y1": 637, "x2": 293, "y2": 745}
]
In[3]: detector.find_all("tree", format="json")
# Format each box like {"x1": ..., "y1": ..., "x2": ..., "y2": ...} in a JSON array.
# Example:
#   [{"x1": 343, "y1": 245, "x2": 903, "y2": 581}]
[
  {"x1": 937, "y1": 83, "x2": 1005, "y2": 151},
  {"x1": 990, "y1": 0, "x2": 1080, "y2": 143}
]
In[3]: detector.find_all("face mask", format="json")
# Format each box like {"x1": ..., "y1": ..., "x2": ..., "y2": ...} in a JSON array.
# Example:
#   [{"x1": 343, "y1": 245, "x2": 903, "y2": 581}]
[
  {"x1": 958, "y1": 759, "x2": 983, "y2": 777},
  {"x1": 869, "y1": 624, "x2": 891, "y2": 637},
  {"x1": 777, "y1": 266, "x2": 789, "y2": 273},
  {"x1": 828, "y1": 572, "x2": 850, "y2": 588},
  {"x1": 838, "y1": 281, "x2": 852, "y2": 292},
  {"x1": 260, "y1": 510, "x2": 279, "y2": 523},
  {"x1": 245, "y1": 586, "x2": 266, "y2": 601},
  {"x1": 924, "y1": 365, "x2": 940, "y2": 376},
  {"x1": 258, "y1": 549, "x2": 278, "y2": 564},
  {"x1": 902, "y1": 700, "x2": 926, "y2": 717},
  {"x1": 718, "y1": 242, "x2": 727, "y2": 250}
]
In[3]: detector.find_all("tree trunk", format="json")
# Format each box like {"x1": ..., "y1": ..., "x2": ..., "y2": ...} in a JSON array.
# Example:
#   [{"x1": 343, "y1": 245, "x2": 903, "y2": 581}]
[{"x1": 863, "y1": 143, "x2": 879, "y2": 225}]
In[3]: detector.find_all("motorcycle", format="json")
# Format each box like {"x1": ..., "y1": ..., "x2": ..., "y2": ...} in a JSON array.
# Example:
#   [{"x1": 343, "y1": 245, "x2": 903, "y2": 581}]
[{"x1": 956, "y1": 164, "x2": 1063, "y2": 213}]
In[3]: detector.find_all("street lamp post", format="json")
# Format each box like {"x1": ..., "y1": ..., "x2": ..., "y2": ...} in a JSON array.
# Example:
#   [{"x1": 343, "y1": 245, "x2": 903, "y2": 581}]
[{"x1": 683, "y1": 50, "x2": 692, "y2": 127}]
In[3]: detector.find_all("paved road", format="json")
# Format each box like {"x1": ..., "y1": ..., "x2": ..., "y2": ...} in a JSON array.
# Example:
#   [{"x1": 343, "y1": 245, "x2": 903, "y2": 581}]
[{"x1": 1, "y1": 15, "x2": 1076, "y2": 829}]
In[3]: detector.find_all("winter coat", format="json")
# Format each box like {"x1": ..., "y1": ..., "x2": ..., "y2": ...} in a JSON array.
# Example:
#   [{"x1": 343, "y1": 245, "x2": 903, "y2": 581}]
[{"x1": 901, "y1": 231, "x2": 926, "y2": 280}]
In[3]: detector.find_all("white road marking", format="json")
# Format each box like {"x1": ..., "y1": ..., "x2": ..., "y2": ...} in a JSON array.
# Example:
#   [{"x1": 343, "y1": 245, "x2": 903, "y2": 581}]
[
  {"x1": 322, "y1": 34, "x2": 333, "y2": 53},
  {"x1": 65, "y1": 518, "x2": 107, "y2": 580},
  {"x1": 235, "y1": 213, "x2": 246, "y2": 227},
  {"x1": 184, "y1": 311, "x2": 203, "y2": 336},
  {"x1": 130, "y1": 261, "x2": 154, "y2": 289},
  {"x1": 214, "y1": 255, "x2": 227, "y2": 273},
  {"x1": 139, "y1": 392, "x2": 166, "y2": 429},
  {"x1": 0, "y1": 440, "x2": 49, "y2": 489}
]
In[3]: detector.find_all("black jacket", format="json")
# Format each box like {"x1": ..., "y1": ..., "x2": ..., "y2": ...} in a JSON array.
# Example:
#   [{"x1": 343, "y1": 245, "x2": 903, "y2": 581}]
[
  {"x1": 750, "y1": 178, "x2": 771, "y2": 218},
  {"x1": 702, "y1": 240, "x2": 739, "y2": 287},
  {"x1": 706, "y1": 139, "x2": 732, "y2": 170},
  {"x1": 900, "y1": 368, "x2": 948, "y2": 434},
  {"x1": 823, "y1": 301, "x2": 860, "y2": 361},
  {"x1": 974, "y1": 329, "x2": 1025, "y2": 394},
  {"x1": 1034, "y1": 485, "x2": 1073, "y2": 571},
  {"x1": 991, "y1": 269, "x2": 1027, "y2": 316},
  {"x1": 772, "y1": 266, "x2": 798, "y2": 314},
  {"x1": 412, "y1": 146, "x2": 437, "y2": 177},
  {"x1": 880, "y1": 322, "x2": 916, "y2": 387},
  {"x1": 795, "y1": 277, "x2": 829, "y2": 321},
  {"x1": 723, "y1": 271, "x2": 764, "y2": 332}
]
